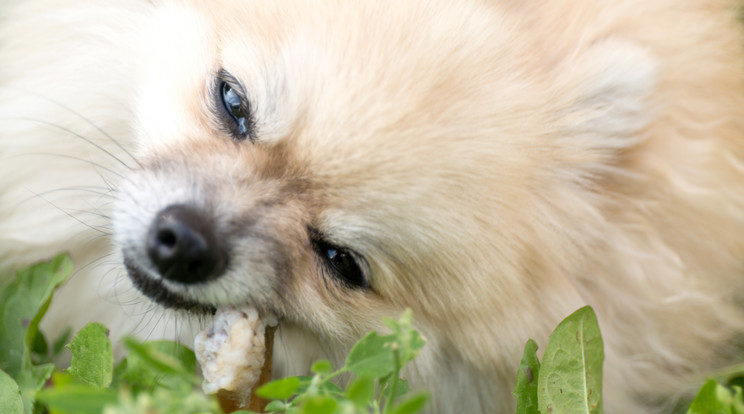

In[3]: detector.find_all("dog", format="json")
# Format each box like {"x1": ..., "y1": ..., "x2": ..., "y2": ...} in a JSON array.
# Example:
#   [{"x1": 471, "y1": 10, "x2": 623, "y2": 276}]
[{"x1": 3, "y1": 0, "x2": 744, "y2": 412}]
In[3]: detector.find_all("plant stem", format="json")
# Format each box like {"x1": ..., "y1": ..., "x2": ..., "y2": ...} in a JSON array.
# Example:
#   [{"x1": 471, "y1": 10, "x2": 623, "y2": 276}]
[{"x1": 382, "y1": 346, "x2": 400, "y2": 414}]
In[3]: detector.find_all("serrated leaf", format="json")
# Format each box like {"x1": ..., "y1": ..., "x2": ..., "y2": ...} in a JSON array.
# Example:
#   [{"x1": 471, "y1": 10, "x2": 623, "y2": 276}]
[
  {"x1": 66, "y1": 323, "x2": 113, "y2": 389},
  {"x1": 345, "y1": 332, "x2": 396, "y2": 378},
  {"x1": 390, "y1": 392, "x2": 428, "y2": 414},
  {"x1": 256, "y1": 376, "x2": 300, "y2": 400},
  {"x1": 0, "y1": 369, "x2": 23, "y2": 414},
  {"x1": 35, "y1": 385, "x2": 118, "y2": 414},
  {"x1": 538, "y1": 306, "x2": 603, "y2": 414},
  {"x1": 514, "y1": 339, "x2": 540, "y2": 414}
]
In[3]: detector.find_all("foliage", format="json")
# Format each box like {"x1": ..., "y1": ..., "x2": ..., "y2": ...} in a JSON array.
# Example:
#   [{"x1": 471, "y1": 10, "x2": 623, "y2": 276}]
[{"x1": 1, "y1": 255, "x2": 742, "y2": 414}]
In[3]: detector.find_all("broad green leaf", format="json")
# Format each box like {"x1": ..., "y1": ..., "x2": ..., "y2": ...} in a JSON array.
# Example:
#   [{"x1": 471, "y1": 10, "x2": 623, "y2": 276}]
[
  {"x1": 687, "y1": 379, "x2": 741, "y2": 414},
  {"x1": 256, "y1": 376, "x2": 301, "y2": 400},
  {"x1": 513, "y1": 339, "x2": 540, "y2": 414},
  {"x1": 299, "y1": 395, "x2": 338, "y2": 414},
  {"x1": 346, "y1": 376, "x2": 374, "y2": 407},
  {"x1": 390, "y1": 392, "x2": 428, "y2": 414},
  {"x1": 0, "y1": 369, "x2": 23, "y2": 414},
  {"x1": 35, "y1": 385, "x2": 118, "y2": 414},
  {"x1": 66, "y1": 323, "x2": 113, "y2": 389},
  {"x1": 537, "y1": 306, "x2": 603, "y2": 414},
  {"x1": 0, "y1": 253, "x2": 72, "y2": 378},
  {"x1": 345, "y1": 332, "x2": 396, "y2": 378},
  {"x1": 0, "y1": 254, "x2": 72, "y2": 414}
]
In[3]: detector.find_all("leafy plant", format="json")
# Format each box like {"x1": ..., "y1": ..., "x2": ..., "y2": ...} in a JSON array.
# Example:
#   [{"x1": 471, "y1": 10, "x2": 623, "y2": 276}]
[
  {"x1": 513, "y1": 306, "x2": 604, "y2": 414},
  {"x1": 2, "y1": 255, "x2": 744, "y2": 414},
  {"x1": 0, "y1": 255, "x2": 428, "y2": 414},
  {"x1": 250, "y1": 308, "x2": 428, "y2": 414}
]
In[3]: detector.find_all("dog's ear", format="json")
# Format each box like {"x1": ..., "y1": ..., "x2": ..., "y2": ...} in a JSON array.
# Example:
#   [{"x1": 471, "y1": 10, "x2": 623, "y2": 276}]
[{"x1": 558, "y1": 39, "x2": 657, "y2": 155}]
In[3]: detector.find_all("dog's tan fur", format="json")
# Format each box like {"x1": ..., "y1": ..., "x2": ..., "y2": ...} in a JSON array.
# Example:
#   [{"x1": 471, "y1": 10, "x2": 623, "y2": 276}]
[{"x1": 2, "y1": 0, "x2": 744, "y2": 412}]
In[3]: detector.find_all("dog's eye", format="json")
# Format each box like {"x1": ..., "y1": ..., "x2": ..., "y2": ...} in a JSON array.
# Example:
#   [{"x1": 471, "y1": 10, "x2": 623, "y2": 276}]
[
  {"x1": 221, "y1": 82, "x2": 249, "y2": 137},
  {"x1": 314, "y1": 239, "x2": 368, "y2": 289}
]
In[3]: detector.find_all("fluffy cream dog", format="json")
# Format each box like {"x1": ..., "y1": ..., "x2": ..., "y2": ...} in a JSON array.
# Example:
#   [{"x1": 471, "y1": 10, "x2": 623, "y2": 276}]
[{"x1": 2, "y1": 0, "x2": 744, "y2": 412}]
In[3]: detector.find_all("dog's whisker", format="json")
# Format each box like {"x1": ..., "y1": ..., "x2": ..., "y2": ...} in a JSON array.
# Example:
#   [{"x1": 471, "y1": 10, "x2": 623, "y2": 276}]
[
  {"x1": 5, "y1": 152, "x2": 126, "y2": 179},
  {"x1": 24, "y1": 188, "x2": 111, "y2": 235},
  {"x1": 0, "y1": 117, "x2": 136, "y2": 171},
  {"x1": 0, "y1": 86, "x2": 142, "y2": 169}
]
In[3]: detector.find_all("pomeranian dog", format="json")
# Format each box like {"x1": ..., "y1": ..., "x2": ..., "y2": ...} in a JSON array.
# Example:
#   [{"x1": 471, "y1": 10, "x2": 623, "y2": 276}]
[{"x1": 3, "y1": 0, "x2": 744, "y2": 412}]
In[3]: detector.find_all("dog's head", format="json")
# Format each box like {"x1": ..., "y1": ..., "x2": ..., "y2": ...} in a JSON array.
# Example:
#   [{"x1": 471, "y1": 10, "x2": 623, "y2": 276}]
[{"x1": 114, "y1": 0, "x2": 655, "y2": 382}]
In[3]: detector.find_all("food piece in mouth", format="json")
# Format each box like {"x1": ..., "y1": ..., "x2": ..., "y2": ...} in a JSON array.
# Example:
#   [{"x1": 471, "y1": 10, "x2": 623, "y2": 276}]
[{"x1": 194, "y1": 306, "x2": 278, "y2": 413}]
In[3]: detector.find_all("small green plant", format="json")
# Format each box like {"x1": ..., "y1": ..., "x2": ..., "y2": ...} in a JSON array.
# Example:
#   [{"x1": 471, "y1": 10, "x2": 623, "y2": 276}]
[
  {"x1": 251, "y1": 308, "x2": 428, "y2": 414},
  {"x1": 2, "y1": 254, "x2": 744, "y2": 414},
  {"x1": 512, "y1": 306, "x2": 604, "y2": 414},
  {"x1": 0, "y1": 255, "x2": 428, "y2": 414}
]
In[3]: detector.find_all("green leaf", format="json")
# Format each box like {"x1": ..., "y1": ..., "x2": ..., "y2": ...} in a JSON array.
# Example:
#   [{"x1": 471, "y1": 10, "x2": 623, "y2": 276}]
[
  {"x1": 120, "y1": 338, "x2": 197, "y2": 391},
  {"x1": 256, "y1": 376, "x2": 301, "y2": 400},
  {"x1": 733, "y1": 386, "x2": 744, "y2": 414},
  {"x1": 345, "y1": 332, "x2": 396, "y2": 378},
  {"x1": 390, "y1": 392, "x2": 428, "y2": 414},
  {"x1": 346, "y1": 376, "x2": 374, "y2": 407},
  {"x1": 51, "y1": 328, "x2": 73, "y2": 359},
  {"x1": 311, "y1": 359, "x2": 334, "y2": 375},
  {"x1": 296, "y1": 376, "x2": 345, "y2": 397},
  {"x1": 537, "y1": 306, "x2": 604, "y2": 414},
  {"x1": 66, "y1": 323, "x2": 113, "y2": 389},
  {"x1": 264, "y1": 400, "x2": 288, "y2": 412},
  {"x1": 0, "y1": 253, "x2": 72, "y2": 378},
  {"x1": 299, "y1": 395, "x2": 338, "y2": 414},
  {"x1": 382, "y1": 310, "x2": 426, "y2": 366},
  {"x1": 380, "y1": 374, "x2": 410, "y2": 401},
  {"x1": 35, "y1": 385, "x2": 118, "y2": 414},
  {"x1": 687, "y1": 379, "x2": 741, "y2": 414},
  {"x1": 513, "y1": 339, "x2": 540, "y2": 414},
  {"x1": 0, "y1": 369, "x2": 23, "y2": 414},
  {"x1": 0, "y1": 254, "x2": 73, "y2": 414}
]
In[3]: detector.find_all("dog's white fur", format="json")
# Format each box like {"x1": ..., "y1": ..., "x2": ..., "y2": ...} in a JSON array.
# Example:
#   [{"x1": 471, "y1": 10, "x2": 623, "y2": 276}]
[{"x1": 3, "y1": 1, "x2": 744, "y2": 412}]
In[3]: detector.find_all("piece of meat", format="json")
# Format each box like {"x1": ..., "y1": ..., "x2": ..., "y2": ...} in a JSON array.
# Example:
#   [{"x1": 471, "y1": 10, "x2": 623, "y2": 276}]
[{"x1": 194, "y1": 306, "x2": 277, "y2": 412}]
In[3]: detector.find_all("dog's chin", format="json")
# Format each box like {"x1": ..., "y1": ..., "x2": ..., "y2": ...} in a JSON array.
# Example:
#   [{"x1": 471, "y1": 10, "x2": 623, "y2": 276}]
[{"x1": 124, "y1": 258, "x2": 216, "y2": 315}]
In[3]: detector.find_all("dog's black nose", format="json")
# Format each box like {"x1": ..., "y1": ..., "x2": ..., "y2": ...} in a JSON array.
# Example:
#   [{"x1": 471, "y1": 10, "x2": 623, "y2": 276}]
[{"x1": 146, "y1": 204, "x2": 227, "y2": 284}]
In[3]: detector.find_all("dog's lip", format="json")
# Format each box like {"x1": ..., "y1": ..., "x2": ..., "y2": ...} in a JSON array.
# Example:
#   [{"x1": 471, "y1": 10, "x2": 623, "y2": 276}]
[{"x1": 124, "y1": 257, "x2": 216, "y2": 315}]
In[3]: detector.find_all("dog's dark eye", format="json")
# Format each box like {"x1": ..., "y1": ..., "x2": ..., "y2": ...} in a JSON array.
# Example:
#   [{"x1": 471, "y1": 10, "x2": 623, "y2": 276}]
[
  {"x1": 221, "y1": 82, "x2": 249, "y2": 137},
  {"x1": 314, "y1": 239, "x2": 367, "y2": 289}
]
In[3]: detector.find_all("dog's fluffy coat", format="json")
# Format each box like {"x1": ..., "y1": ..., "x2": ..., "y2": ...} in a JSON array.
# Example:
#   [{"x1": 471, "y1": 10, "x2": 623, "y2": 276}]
[{"x1": 3, "y1": 0, "x2": 744, "y2": 412}]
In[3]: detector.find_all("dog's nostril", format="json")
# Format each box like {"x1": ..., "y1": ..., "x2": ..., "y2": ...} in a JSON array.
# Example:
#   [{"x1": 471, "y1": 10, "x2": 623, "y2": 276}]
[
  {"x1": 146, "y1": 204, "x2": 227, "y2": 285},
  {"x1": 157, "y1": 229, "x2": 177, "y2": 249}
]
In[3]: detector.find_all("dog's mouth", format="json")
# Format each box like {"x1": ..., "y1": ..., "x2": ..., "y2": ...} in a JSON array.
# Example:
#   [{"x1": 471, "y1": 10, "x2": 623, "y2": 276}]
[{"x1": 124, "y1": 257, "x2": 216, "y2": 315}]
